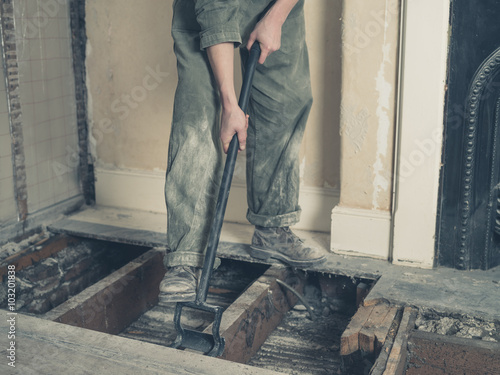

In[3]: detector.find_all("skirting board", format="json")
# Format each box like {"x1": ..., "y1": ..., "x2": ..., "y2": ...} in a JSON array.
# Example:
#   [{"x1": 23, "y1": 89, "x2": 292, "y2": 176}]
[
  {"x1": 331, "y1": 205, "x2": 391, "y2": 259},
  {"x1": 94, "y1": 167, "x2": 339, "y2": 232}
]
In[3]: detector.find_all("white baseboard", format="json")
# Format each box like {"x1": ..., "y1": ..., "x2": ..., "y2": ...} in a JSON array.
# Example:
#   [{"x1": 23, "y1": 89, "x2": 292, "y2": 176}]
[
  {"x1": 331, "y1": 205, "x2": 391, "y2": 259},
  {"x1": 95, "y1": 168, "x2": 167, "y2": 213},
  {"x1": 95, "y1": 167, "x2": 339, "y2": 232}
]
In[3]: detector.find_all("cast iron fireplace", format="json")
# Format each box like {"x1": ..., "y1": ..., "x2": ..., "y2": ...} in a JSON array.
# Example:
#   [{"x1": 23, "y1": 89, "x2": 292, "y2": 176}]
[{"x1": 437, "y1": 0, "x2": 500, "y2": 270}]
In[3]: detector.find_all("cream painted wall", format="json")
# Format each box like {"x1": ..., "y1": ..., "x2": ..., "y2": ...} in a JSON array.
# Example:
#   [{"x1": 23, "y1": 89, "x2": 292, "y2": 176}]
[
  {"x1": 86, "y1": 0, "x2": 175, "y2": 171},
  {"x1": 338, "y1": 0, "x2": 400, "y2": 211},
  {"x1": 85, "y1": 0, "x2": 341, "y2": 190},
  {"x1": 331, "y1": 0, "x2": 400, "y2": 258}
]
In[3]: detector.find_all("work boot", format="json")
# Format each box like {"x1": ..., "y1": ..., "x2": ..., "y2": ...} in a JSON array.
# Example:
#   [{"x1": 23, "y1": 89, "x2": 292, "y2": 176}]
[
  {"x1": 158, "y1": 266, "x2": 200, "y2": 304},
  {"x1": 249, "y1": 226, "x2": 326, "y2": 267}
]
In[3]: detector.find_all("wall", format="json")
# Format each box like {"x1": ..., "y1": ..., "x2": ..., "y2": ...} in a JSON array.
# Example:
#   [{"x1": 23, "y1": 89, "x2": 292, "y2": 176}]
[
  {"x1": 85, "y1": 0, "x2": 342, "y2": 232},
  {"x1": 0, "y1": 56, "x2": 17, "y2": 227},
  {"x1": 339, "y1": 0, "x2": 399, "y2": 211},
  {"x1": 331, "y1": 0, "x2": 400, "y2": 258},
  {"x1": 14, "y1": 0, "x2": 81, "y2": 213},
  {"x1": 0, "y1": 0, "x2": 82, "y2": 237},
  {"x1": 392, "y1": 0, "x2": 450, "y2": 268}
]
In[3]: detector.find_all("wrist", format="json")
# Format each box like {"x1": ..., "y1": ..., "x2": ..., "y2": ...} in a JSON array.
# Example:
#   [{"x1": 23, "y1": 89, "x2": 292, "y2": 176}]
[{"x1": 221, "y1": 94, "x2": 238, "y2": 110}]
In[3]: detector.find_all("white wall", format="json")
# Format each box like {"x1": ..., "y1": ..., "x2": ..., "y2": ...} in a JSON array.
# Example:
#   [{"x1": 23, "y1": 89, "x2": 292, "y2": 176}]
[
  {"x1": 392, "y1": 0, "x2": 450, "y2": 268},
  {"x1": 0, "y1": 59, "x2": 17, "y2": 227},
  {"x1": 14, "y1": 0, "x2": 81, "y2": 214}
]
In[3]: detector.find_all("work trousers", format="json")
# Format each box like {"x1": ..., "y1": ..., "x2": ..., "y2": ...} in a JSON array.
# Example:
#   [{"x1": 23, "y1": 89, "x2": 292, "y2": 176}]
[{"x1": 165, "y1": 0, "x2": 313, "y2": 268}]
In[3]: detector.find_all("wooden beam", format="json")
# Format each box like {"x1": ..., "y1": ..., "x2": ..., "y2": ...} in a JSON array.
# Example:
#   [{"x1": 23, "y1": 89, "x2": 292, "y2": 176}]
[
  {"x1": 341, "y1": 304, "x2": 376, "y2": 355},
  {"x1": 372, "y1": 306, "x2": 399, "y2": 350},
  {"x1": 1, "y1": 313, "x2": 283, "y2": 375},
  {"x1": 369, "y1": 308, "x2": 403, "y2": 375},
  {"x1": 383, "y1": 306, "x2": 417, "y2": 375},
  {"x1": 359, "y1": 304, "x2": 398, "y2": 353},
  {"x1": 43, "y1": 249, "x2": 165, "y2": 334},
  {"x1": 406, "y1": 330, "x2": 500, "y2": 375},
  {"x1": 205, "y1": 266, "x2": 303, "y2": 363}
]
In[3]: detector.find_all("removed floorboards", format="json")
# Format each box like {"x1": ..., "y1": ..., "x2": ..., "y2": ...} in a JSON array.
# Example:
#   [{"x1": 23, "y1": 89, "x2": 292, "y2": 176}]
[
  {"x1": 0, "y1": 313, "x2": 283, "y2": 375},
  {"x1": 49, "y1": 206, "x2": 500, "y2": 327}
]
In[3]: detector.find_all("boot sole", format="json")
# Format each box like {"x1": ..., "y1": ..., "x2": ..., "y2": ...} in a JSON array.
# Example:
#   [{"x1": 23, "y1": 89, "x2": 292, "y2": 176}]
[
  {"x1": 249, "y1": 246, "x2": 326, "y2": 268},
  {"x1": 158, "y1": 291, "x2": 196, "y2": 305}
]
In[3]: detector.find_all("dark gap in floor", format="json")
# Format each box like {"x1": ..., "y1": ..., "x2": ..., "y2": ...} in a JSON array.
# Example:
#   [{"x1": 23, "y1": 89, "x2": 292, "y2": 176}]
[
  {"x1": 0, "y1": 237, "x2": 149, "y2": 314},
  {"x1": 248, "y1": 271, "x2": 375, "y2": 375},
  {"x1": 119, "y1": 258, "x2": 269, "y2": 346}
]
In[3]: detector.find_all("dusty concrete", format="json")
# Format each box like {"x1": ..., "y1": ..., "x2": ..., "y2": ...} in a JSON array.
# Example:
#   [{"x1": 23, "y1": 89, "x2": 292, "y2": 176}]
[{"x1": 364, "y1": 264, "x2": 500, "y2": 322}]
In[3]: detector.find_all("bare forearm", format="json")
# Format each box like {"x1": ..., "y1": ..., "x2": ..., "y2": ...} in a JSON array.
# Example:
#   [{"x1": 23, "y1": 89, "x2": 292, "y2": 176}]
[
  {"x1": 266, "y1": 0, "x2": 300, "y2": 25},
  {"x1": 206, "y1": 42, "x2": 237, "y2": 110},
  {"x1": 206, "y1": 42, "x2": 248, "y2": 153}
]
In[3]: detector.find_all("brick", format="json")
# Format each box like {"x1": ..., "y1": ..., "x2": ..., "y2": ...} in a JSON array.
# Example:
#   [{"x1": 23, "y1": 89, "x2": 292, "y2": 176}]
[
  {"x1": 34, "y1": 275, "x2": 62, "y2": 296},
  {"x1": 26, "y1": 298, "x2": 51, "y2": 314},
  {"x1": 64, "y1": 258, "x2": 93, "y2": 281},
  {"x1": 48, "y1": 284, "x2": 70, "y2": 309},
  {"x1": 25, "y1": 259, "x2": 60, "y2": 283}
]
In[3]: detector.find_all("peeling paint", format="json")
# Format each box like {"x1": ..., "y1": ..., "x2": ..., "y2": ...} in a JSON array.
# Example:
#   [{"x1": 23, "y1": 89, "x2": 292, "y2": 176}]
[{"x1": 372, "y1": 2, "x2": 392, "y2": 210}]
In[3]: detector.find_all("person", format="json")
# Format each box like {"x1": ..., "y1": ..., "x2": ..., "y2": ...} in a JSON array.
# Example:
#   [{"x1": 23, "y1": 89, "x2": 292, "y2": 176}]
[{"x1": 159, "y1": 0, "x2": 326, "y2": 304}]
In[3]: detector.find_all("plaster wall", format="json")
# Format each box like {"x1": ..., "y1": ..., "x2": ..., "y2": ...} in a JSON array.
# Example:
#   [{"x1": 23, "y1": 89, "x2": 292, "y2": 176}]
[
  {"x1": 331, "y1": 0, "x2": 400, "y2": 259},
  {"x1": 339, "y1": 0, "x2": 400, "y2": 211},
  {"x1": 0, "y1": 58, "x2": 17, "y2": 226},
  {"x1": 13, "y1": 0, "x2": 81, "y2": 214}
]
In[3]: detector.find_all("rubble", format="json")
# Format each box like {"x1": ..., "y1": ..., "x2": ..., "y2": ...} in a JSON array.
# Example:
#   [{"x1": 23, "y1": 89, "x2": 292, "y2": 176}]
[{"x1": 415, "y1": 310, "x2": 500, "y2": 342}]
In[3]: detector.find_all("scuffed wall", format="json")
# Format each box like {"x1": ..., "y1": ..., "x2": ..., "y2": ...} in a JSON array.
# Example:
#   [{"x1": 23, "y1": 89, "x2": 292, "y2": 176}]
[
  {"x1": 13, "y1": 0, "x2": 81, "y2": 213},
  {"x1": 339, "y1": 0, "x2": 400, "y2": 211},
  {"x1": 0, "y1": 54, "x2": 17, "y2": 226},
  {"x1": 86, "y1": 0, "x2": 175, "y2": 171},
  {"x1": 85, "y1": 0, "x2": 341, "y2": 190},
  {"x1": 303, "y1": 1, "x2": 341, "y2": 190}
]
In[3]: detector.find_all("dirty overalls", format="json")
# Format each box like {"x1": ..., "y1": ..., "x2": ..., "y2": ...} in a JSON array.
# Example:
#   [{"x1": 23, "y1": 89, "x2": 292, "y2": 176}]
[{"x1": 164, "y1": 0, "x2": 312, "y2": 269}]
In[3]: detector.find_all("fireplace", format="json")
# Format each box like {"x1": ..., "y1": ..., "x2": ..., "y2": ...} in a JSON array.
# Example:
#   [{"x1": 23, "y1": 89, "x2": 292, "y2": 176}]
[{"x1": 437, "y1": 0, "x2": 500, "y2": 270}]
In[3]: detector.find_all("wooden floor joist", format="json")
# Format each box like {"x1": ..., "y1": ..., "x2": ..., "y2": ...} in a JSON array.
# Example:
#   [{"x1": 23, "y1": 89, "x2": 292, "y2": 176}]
[
  {"x1": 39, "y1": 244, "x2": 301, "y2": 364},
  {"x1": 382, "y1": 306, "x2": 418, "y2": 375},
  {"x1": 0, "y1": 313, "x2": 283, "y2": 375},
  {"x1": 359, "y1": 304, "x2": 399, "y2": 353},
  {"x1": 406, "y1": 330, "x2": 500, "y2": 375},
  {"x1": 208, "y1": 266, "x2": 303, "y2": 363},
  {"x1": 43, "y1": 249, "x2": 165, "y2": 334},
  {"x1": 341, "y1": 304, "x2": 376, "y2": 355},
  {"x1": 341, "y1": 302, "x2": 398, "y2": 356}
]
